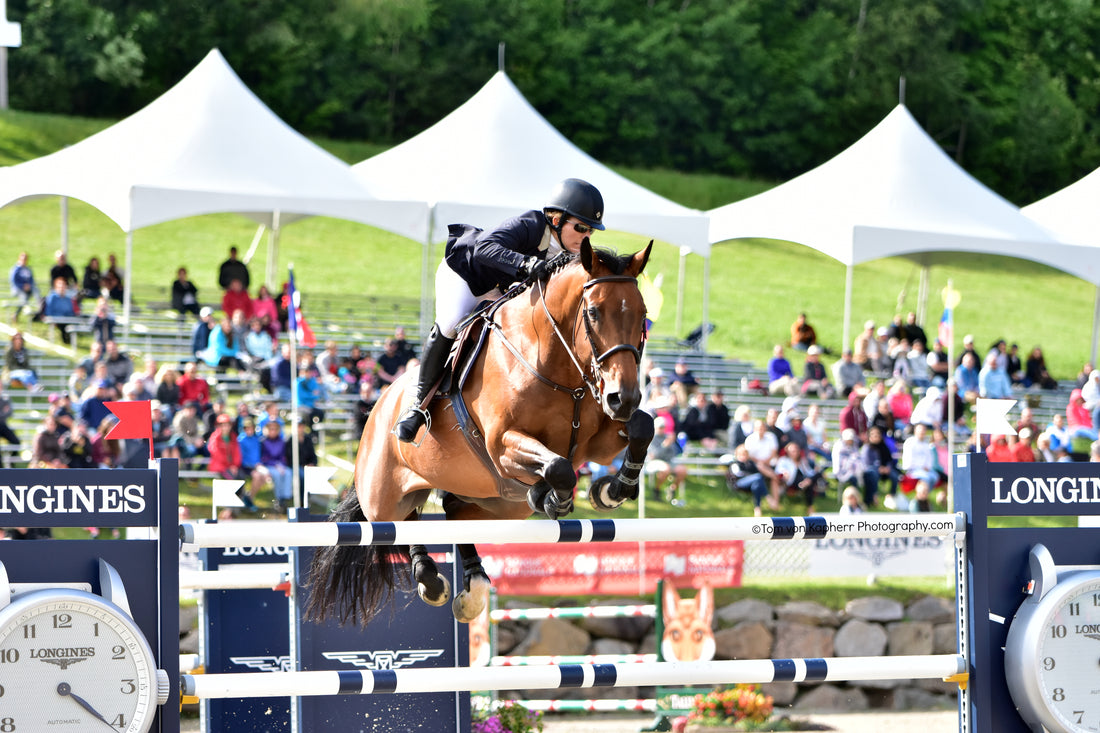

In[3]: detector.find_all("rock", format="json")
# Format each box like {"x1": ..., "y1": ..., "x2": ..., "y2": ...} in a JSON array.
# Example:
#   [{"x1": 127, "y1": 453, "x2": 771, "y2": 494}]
[
  {"x1": 716, "y1": 599, "x2": 774, "y2": 625},
  {"x1": 772, "y1": 621, "x2": 834, "y2": 658},
  {"x1": 932, "y1": 622, "x2": 957, "y2": 654},
  {"x1": 179, "y1": 628, "x2": 200, "y2": 655},
  {"x1": 576, "y1": 614, "x2": 653, "y2": 642},
  {"x1": 906, "y1": 595, "x2": 956, "y2": 624},
  {"x1": 886, "y1": 621, "x2": 933, "y2": 656},
  {"x1": 588, "y1": 637, "x2": 636, "y2": 657},
  {"x1": 845, "y1": 596, "x2": 904, "y2": 622},
  {"x1": 636, "y1": 632, "x2": 657, "y2": 655},
  {"x1": 776, "y1": 601, "x2": 839, "y2": 627},
  {"x1": 510, "y1": 618, "x2": 590, "y2": 657},
  {"x1": 915, "y1": 677, "x2": 960, "y2": 695},
  {"x1": 794, "y1": 684, "x2": 869, "y2": 711},
  {"x1": 179, "y1": 604, "x2": 200, "y2": 635},
  {"x1": 761, "y1": 681, "x2": 798, "y2": 705},
  {"x1": 495, "y1": 625, "x2": 519, "y2": 654},
  {"x1": 833, "y1": 619, "x2": 887, "y2": 657},
  {"x1": 714, "y1": 621, "x2": 773, "y2": 659},
  {"x1": 892, "y1": 686, "x2": 955, "y2": 710}
]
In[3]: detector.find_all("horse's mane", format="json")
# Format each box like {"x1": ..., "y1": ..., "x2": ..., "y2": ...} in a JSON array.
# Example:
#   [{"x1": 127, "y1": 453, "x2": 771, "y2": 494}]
[{"x1": 544, "y1": 246, "x2": 635, "y2": 281}]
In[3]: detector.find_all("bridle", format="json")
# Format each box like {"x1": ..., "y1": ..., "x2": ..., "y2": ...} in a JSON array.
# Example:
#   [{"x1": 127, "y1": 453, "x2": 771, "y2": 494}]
[{"x1": 483, "y1": 271, "x2": 646, "y2": 459}]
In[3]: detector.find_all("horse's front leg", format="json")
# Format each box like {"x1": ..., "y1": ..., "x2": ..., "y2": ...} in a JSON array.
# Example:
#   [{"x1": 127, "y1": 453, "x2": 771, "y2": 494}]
[
  {"x1": 498, "y1": 429, "x2": 576, "y2": 519},
  {"x1": 589, "y1": 409, "x2": 654, "y2": 511}
]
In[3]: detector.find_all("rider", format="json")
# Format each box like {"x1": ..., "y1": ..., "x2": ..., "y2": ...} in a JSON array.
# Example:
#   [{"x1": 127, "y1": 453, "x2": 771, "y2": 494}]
[{"x1": 394, "y1": 178, "x2": 606, "y2": 443}]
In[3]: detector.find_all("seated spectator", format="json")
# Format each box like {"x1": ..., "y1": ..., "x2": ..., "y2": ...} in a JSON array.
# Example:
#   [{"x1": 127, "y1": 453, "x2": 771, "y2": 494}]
[
  {"x1": 103, "y1": 340, "x2": 133, "y2": 385},
  {"x1": 743, "y1": 418, "x2": 781, "y2": 511},
  {"x1": 789, "y1": 312, "x2": 817, "y2": 352},
  {"x1": 903, "y1": 312, "x2": 927, "y2": 347},
  {"x1": 81, "y1": 257, "x2": 102, "y2": 302},
  {"x1": 253, "y1": 420, "x2": 292, "y2": 511},
  {"x1": 642, "y1": 367, "x2": 674, "y2": 416},
  {"x1": 833, "y1": 348, "x2": 865, "y2": 397},
  {"x1": 727, "y1": 405, "x2": 753, "y2": 450},
  {"x1": 909, "y1": 385, "x2": 944, "y2": 431},
  {"x1": 252, "y1": 285, "x2": 280, "y2": 336},
  {"x1": 861, "y1": 426, "x2": 898, "y2": 507},
  {"x1": 90, "y1": 416, "x2": 121, "y2": 468},
  {"x1": 838, "y1": 391, "x2": 869, "y2": 443},
  {"x1": 168, "y1": 401, "x2": 207, "y2": 462},
  {"x1": 222, "y1": 278, "x2": 253, "y2": 320},
  {"x1": 201, "y1": 317, "x2": 247, "y2": 372},
  {"x1": 78, "y1": 380, "x2": 114, "y2": 431},
  {"x1": 237, "y1": 418, "x2": 261, "y2": 474},
  {"x1": 941, "y1": 381, "x2": 970, "y2": 441},
  {"x1": 102, "y1": 253, "x2": 124, "y2": 302},
  {"x1": 42, "y1": 276, "x2": 78, "y2": 339},
  {"x1": 986, "y1": 434, "x2": 1016, "y2": 462},
  {"x1": 831, "y1": 429, "x2": 865, "y2": 494},
  {"x1": 151, "y1": 402, "x2": 174, "y2": 459},
  {"x1": 354, "y1": 381, "x2": 378, "y2": 437},
  {"x1": 287, "y1": 421, "x2": 318, "y2": 503},
  {"x1": 3, "y1": 331, "x2": 37, "y2": 389},
  {"x1": 1012, "y1": 428, "x2": 1036, "y2": 462},
  {"x1": 191, "y1": 307, "x2": 216, "y2": 360},
  {"x1": 392, "y1": 325, "x2": 415, "y2": 364},
  {"x1": 87, "y1": 298, "x2": 116, "y2": 344},
  {"x1": 645, "y1": 415, "x2": 688, "y2": 505},
  {"x1": 901, "y1": 423, "x2": 940, "y2": 488},
  {"x1": 839, "y1": 485, "x2": 866, "y2": 515},
  {"x1": 31, "y1": 414, "x2": 66, "y2": 468},
  {"x1": 774, "y1": 442, "x2": 825, "y2": 515},
  {"x1": 890, "y1": 339, "x2": 912, "y2": 384},
  {"x1": 979, "y1": 352, "x2": 1012, "y2": 399},
  {"x1": 1024, "y1": 346, "x2": 1058, "y2": 390},
  {"x1": 61, "y1": 420, "x2": 96, "y2": 469},
  {"x1": 668, "y1": 358, "x2": 699, "y2": 405},
  {"x1": 9, "y1": 251, "x2": 39, "y2": 324},
  {"x1": 257, "y1": 401, "x2": 286, "y2": 436},
  {"x1": 800, "y1": 346, "x2": 835, "y2": 399},
  {"x1": 953, "y1": 352, "x2": 981, "y2": 404},
  {"x1": 957, "y1": 334, "x2": 980, "y2": 367},
  {"x1": 50, "y1": 250, "x2": 78, "y2": 295},
  {"x1": 270, "y1": 343, "x2": 293, "y2": 401},
  {"x1": 862, "y1": 380, "x2": 886, "y2": 421},
  {"x1": 171, "y1": 267, "x2": 201, "y2": 317},
  {"x1": 908, "y1": 480, "x2": 940, "y2": 513},
  {"x1": 871, "y1": 327, "x2": 894, "y2": 375},
  {"x1": 0, "y1": 390, "x2": 20, "y2": 468},
  {"x1": 723, "y1": 444, "x2": 769, "y2": 517},
  {"x1": 177, "y1": 362, "x2": 212, "y2": 413},
  {"x1": 374, "y1": 338, "x2": 409, "y2": 390},
  {"x1": 1005, "y1": 343, "x2": 1024, "y2": 385},
  {"x1": 802, "y1": 403, "x2": 830, "y2": 462},
  {"x1": 767, "y1": 345, "x2": 799, "y2": 397},
  {"x1": 852, "y1": 320, "x2": 880, "y2": 370},
  {"x1": 904, "y1": 340, "x2": 932, "y2": 390},
  {"x1": 243, "y1": 317, "x2": 275, "y2": 390},
  {"x1": 296, "y1": 365, "x2": 326, "y2": 426},
  {"x1": 1042, "y1": 413, "x2": 1070, "y2": 455},
  {"x1": 680, "y1": 391, "x2": 717, "y2": 449},
  {"x1": 926, "y1": 340, "x2": 950, "y2": 387},
  {"x1": 886, "y1": 380, "x2": 914, "y2": 434},
  {"x1": 706, "y1": 390, "x2": 730, "y2": 445}
]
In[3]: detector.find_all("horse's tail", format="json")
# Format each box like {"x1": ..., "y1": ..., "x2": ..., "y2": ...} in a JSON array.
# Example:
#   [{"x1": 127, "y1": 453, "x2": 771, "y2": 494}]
[{"x1": 303, "y1": 488, "x2": 410, "y2": 626}]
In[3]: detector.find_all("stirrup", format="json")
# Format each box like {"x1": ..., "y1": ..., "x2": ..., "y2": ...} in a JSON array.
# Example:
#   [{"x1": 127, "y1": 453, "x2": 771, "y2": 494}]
[{"x1": 393, "y1": 405, "x2": 432, "y2": 446}]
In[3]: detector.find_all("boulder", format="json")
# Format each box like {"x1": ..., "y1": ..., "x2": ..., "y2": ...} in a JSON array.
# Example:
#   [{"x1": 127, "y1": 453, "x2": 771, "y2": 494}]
[
  {"x1": 714, "y1": 621, "x2": 773, "y2": 660},
  {"x1": 510, "y1": 618, "x2": 590, "y2": 657},
  {"x1": 776, "y1": 601, "x2": 839, "y2": 627},
  {"x1": 761, "y1": 681, "x2": 798, "y2": 706},
  {"x1": 833, "y1": 619, "x2": 887, "y2": 657},
  {"x1": 886, "y1": 621, "x2": 934, "y2": 656},
  {"x1": 932, "y1": 622, "x2": 957, "y2": 654},
  {"x1": 588, "y1": 637, "x2": 636, "y2": 657},
  {"x1": 844, "y1": 596, "x2": 904, "y2": 622},
  {"x1": 716, "y1": 598, "x2": 774, "y2": 625},
  {"x1": 794, "y1": 684, "x2": 869, "y2": 711},
  {"x1": 576, "y1": 614, "x2": 654, "y2": 642},
  {"x1": 772, "y1": 621, "x2": 834, "y2": 658},
  {"x1": 906, "y1": 595, "x2": 956, "y2": 624}
]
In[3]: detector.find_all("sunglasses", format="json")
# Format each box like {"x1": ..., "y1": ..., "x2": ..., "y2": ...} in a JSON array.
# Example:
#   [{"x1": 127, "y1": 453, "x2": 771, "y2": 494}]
[{"x1": 570, "y1": 221, "x2": 594, "y2": 235}]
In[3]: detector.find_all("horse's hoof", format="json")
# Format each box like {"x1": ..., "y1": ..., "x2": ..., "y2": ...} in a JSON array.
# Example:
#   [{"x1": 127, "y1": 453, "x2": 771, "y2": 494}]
[
  {"x1": 543, "y1": 490, "x2": 573, "y2": 519},
  {"x1": 452, "y1": 574, "x2": 491, "y2": 623},
  {"x1": 588, "y1": 476, "x2": 625, "y2": 512},
  {"x1": 418, "y1": 573, "x2": 451, "y2": 607},
  {"x1": 526, "y1": 483, "x2": 551, "y2": 514}
]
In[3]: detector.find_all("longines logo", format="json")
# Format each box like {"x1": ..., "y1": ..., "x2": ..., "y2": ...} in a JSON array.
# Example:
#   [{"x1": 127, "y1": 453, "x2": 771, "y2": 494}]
[
  {"x1": 991, "y1": 475, "x2": 1100, "y2": 505},
  {"x1": 32, "y1": 647, "x2": 95, "y2": 670},
  {"x1": 814, "y1": 536, "x2": 943, "y2": 567},
  {"x1": 323, "y1": 649, "x2": 444, "y2": 670},
  {"x1": 0, "y1": 484, "x2": 147, "y2": 514},
  {"x1": 230, "y1": 655, "x2": 292, "y2": 672}
]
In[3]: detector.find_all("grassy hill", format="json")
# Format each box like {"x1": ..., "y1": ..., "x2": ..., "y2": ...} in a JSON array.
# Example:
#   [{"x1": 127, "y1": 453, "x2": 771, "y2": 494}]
[{"x1": 0, "y1": 109, "x2": 1093, "y2": 379}]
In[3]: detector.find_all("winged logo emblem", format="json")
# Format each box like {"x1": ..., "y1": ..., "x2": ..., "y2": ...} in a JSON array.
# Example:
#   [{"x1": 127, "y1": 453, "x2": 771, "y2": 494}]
[
  {"x1": 323, "y1": 649, "x2": 444, "y2": 670},
  {"x1": 39, "y1": 657, "x2": 87, "y2": 671},
  {"x1": 229, "y1": 655, "x2": 293, "y2": 672},
  {"x1": 1085, "y1": 633, "x2": 1100, "y2": 642}
]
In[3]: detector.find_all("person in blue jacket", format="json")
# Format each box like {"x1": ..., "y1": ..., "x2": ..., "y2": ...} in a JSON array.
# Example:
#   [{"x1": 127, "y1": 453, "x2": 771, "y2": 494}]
[{"x1": 394, "y1": 178, "x2": 606, "y2": 443}]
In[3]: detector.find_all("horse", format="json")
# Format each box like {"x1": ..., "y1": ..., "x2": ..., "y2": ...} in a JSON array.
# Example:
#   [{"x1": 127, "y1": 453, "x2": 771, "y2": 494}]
[{"x1": 306, "y1": 239, "x2": 655, "y2": 626}]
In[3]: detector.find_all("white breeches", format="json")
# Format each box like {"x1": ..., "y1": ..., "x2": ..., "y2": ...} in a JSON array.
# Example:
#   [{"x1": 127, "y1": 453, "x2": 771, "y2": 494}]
[{"x1": 435, "y1": 261, "x2": 502, "y2": 339}]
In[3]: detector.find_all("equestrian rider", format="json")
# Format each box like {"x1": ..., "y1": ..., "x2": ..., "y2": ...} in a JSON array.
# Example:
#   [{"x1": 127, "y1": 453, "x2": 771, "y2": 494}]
[{"x1": 394, "y1": 178, "x2": 605, "y2": 443}]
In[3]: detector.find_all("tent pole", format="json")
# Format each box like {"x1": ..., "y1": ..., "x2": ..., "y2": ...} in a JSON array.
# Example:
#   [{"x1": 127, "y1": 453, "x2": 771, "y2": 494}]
[
  {"x1": 60, "y1": 196, "x2": 68, "y2": 253},
  {"x1": 917, "y1": 263, "x2": 930, "y2": 326},
  {"x1": 420, "y1": 206, "x2": 436, "y2": 338},
  {"x1": 267, "y1": 211, "x2": 281, "y2": 288},
  {"x1": 675, "y1": 248, "x2": 686, "y2": 338},
  {"x1": 700, "y1": 254, "x2": 710, "y2": 352},
  {"x1": 123, "y1": 231, "x2": 133, "y2": 341},
  {"x1": 1092, "y1": 285, "x2": 1100, "y2": 366},
  {"x1": 842, "y1": 264, "x2": 853, "y2": 355}
]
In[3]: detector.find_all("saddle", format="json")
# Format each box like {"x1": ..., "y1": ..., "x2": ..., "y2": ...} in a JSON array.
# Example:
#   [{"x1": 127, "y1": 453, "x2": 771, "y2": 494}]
[{"x1": 429, "y1": 299, "x2": 532, "y2": 502}]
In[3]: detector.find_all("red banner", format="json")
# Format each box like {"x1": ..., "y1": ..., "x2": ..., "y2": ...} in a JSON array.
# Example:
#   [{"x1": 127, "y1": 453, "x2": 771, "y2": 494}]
[{"x1": 476, "y1": 541, "x2": 743, "y2": 596}]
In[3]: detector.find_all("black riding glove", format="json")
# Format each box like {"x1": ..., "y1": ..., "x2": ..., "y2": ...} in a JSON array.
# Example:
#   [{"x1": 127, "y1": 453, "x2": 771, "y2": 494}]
[{"x1": 521, "y1": 256, "x2": 550, "y2": 283}]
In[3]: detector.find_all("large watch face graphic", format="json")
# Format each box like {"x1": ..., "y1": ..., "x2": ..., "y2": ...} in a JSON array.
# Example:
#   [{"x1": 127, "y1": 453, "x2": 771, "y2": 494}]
[
  {"x1": 1031, "y1": 576, "x2": 1100, "y2": 732},
  {"x1": 0, "y1": 592, "x2": 158, "y2": 733}
]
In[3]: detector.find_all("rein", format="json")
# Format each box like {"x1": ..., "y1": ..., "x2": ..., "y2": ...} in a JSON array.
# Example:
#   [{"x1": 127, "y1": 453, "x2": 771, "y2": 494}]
[{"x1": 482, "y1": 273, "x2": 644, "y2": 460}]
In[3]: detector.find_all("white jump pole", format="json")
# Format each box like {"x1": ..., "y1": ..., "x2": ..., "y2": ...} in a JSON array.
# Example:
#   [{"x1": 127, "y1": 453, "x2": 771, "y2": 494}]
[
  {"x1": 180, "y1": 514, "x2": 962, "y2": 549},
  {"x1": 490, "y1": 654, "x2": 658, "y2": 666},
  {"x1": 490, "y1": 605, "x2": 655, "y2": 622},
  {"x1": 182, "y1": 654, "x2": 967, "y2": 699},
  {"x1": 178, "y1": 563, "x2": 291, "y2": 591}
]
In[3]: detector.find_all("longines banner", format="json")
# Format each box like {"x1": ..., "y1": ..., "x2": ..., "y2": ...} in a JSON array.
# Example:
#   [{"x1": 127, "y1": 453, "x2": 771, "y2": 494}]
[
  {"x1": 476, "y1": 541, "x2": 743, "y2": 595},
  {"x1": 0, "y1": 469, "x2": 159, "y2": 527},
  {"x1": 808, "y1": 534, "x2": 952, "y2": 577}
]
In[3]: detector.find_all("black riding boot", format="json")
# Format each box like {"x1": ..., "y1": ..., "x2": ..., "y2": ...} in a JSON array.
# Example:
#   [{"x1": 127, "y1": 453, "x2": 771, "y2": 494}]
[{"x1": 394, "y1": 324, "x2": 455, "y2": 443}]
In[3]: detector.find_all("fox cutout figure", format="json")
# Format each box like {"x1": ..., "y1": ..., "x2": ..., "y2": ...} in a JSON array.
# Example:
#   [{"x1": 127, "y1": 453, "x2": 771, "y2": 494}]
[
  {"x1": 468, "y1": 604, "x2": 491, "y2": 667},
  {"x1": 661, "y1": 580, "x2": 716, "y2": 662}
]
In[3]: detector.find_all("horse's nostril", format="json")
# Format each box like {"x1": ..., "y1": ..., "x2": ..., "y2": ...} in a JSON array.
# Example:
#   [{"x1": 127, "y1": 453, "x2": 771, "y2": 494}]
[{"x1": 606, "y1": 392, "x2": 622, "y2": 411}]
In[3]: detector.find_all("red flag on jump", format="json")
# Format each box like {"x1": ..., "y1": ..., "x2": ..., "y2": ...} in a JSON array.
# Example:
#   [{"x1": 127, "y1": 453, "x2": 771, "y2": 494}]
[
  {"x1": 105, "y1": 400, "x2": 154, "y2": 459},
  {"x1": 286, "y1": 268, "x2": 316, "y2": 348}
]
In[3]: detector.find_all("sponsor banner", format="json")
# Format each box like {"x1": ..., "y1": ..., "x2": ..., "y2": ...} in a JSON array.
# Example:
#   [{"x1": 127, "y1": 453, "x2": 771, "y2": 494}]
[
  {"x1": 477, "y1": 541, "x2": 742, "y2": 595},
  {"x1": 0, "y1": 469, "x2": 158, "y2": 526},
  {"x1": 809, "y1": 534, "x2": 951, "y2": 577}
]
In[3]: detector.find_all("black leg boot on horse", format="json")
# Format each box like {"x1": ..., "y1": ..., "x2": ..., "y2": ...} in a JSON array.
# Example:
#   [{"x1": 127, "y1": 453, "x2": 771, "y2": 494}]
[{"x1": 394, "y1": 323, "x2": 455, "y2": 443}]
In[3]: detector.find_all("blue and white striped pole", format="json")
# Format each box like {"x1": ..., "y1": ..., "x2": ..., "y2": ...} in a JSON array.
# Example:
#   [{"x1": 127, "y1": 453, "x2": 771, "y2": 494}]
[
  {"x1": 180, "y1": 514, "x2": 962, "y2": 549},
  {"x1": 181, "y1": 654, "x2": 966, "y2": 699}
]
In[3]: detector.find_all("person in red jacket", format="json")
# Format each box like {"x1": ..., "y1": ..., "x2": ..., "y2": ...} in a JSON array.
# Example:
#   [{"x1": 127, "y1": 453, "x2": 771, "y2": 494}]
[
  {"x1": 207, "y1": 414, "x2": 256, "y2": 511},
  {"x1": 221, "y1": 278, "x2": 253, "y2": 320}
]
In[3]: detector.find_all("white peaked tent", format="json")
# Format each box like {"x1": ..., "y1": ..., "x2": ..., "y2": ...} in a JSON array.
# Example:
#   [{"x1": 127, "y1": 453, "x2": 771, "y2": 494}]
[
  {"x1": 0, "y1": 49, "x2": 428, "y2": 324},
  {"x1": 1022, "y1": 166, "x2": 1100, "y2": 359},
  {"x1": 708, "y1": 105, "x2": 1100, "y2": 349},
  {"x1": 352, "y1": 71, "x2": 710, "y2": 336}
]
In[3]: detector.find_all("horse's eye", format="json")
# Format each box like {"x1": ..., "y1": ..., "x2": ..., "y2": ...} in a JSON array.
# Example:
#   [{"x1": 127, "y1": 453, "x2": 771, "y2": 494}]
[{"x1": 587, "y1": 306, "x2": 600, "y2": 322}]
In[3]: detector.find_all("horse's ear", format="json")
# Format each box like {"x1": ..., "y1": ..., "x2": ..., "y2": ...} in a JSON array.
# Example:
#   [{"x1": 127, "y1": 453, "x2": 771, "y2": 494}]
[
  {"x1": 627, "y1": 240, "x2": 653, "y2": 277},
  {"x1": 580, "y1": 237, "x2": 595, "y2": 273}
]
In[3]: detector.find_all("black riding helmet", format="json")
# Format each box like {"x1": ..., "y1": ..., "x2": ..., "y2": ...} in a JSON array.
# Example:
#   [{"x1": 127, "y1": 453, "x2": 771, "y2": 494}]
[{"x1": 544, "y1": 178, "x2": 605, "y2": 231}]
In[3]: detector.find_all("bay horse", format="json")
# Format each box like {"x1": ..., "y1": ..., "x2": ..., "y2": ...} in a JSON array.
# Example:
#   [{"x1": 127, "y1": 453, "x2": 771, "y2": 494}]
[{"x1": 307, "y1": 239, "x2": 655, "y2": 626}]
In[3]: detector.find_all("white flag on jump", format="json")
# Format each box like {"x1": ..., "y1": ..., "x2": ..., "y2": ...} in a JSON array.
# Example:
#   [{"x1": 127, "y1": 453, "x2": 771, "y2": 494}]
[{"x1": 975, "y1": 398, "x2": 1017, "y2": 436}]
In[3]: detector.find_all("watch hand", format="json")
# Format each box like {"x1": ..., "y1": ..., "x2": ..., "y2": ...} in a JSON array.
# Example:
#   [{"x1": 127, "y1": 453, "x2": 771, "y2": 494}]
[{"x1": 56, "y1": 682, "x2": 116, "y2": 730}]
